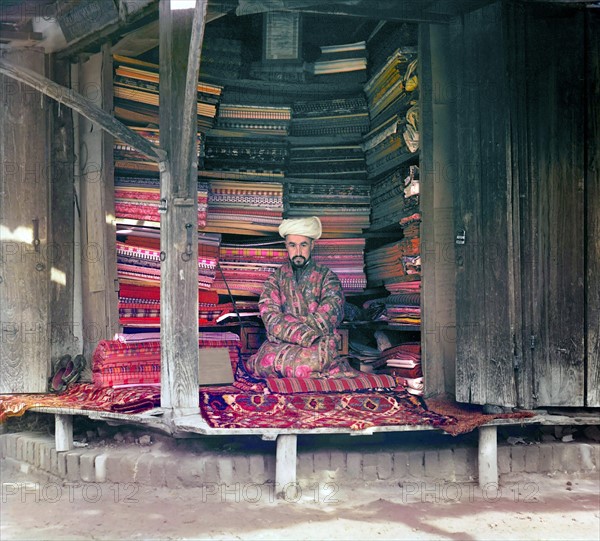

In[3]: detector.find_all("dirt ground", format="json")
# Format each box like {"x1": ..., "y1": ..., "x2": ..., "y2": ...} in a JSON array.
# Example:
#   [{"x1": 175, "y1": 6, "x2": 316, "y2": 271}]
[{"x1": 1, "y1": 459, "x2": 599, "y2": 541}]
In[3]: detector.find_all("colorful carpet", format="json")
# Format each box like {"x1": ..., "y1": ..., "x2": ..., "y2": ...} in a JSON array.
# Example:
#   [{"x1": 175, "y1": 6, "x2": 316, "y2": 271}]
[
  {"x1": 198, "y1": 386, "x2": 457, "y2": 432},
  {"x1": 0, "y1": 385, "x2": 534, "y2": 436}
]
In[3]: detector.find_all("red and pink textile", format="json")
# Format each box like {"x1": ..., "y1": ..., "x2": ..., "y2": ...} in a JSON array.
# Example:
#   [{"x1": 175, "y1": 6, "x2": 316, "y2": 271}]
[{"x1": 92, "y1": 333, "x2": 241, "y2": 388}]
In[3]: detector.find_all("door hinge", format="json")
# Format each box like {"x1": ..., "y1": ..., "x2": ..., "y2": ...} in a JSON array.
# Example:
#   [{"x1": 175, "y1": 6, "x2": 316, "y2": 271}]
[{"x1": 530, "y1": 335, "x2": 536, "y2": 350}]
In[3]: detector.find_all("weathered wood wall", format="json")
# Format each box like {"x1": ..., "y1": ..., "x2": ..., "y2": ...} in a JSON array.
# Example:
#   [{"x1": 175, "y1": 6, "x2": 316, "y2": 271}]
[{"x1": 0, "y1": 48, "x2": 50, "y2": 392}]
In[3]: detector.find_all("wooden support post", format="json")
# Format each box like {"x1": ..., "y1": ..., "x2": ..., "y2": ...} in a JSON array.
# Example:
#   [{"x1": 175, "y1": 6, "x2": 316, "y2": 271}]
[
  {"x1": 478, "y1": 425, "x2": 498, "y2": 488},
  {"x1": 78, "y1": 46, "x2": 119, "y2": 367},
  {"x1": 55, "y1": 415, "x2": 73, "y2": 452},
  {"x1": 275, "y1": 434, "x2": 298, "y2": 499},
  {"x1": 159, "y1": 0, "x2": 207, "y2": 412}
]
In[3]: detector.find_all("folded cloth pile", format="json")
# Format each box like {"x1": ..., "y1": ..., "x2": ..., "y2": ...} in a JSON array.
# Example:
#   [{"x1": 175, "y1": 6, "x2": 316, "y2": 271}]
[{"x1": 92, "y1": 332, "x2": 241, "y2": 388}]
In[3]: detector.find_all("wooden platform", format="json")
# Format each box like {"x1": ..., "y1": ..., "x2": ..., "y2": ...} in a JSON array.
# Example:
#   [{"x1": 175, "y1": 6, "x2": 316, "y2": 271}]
[{"x1": 29, "y1": 406, "x2": 599, "y2": 496}]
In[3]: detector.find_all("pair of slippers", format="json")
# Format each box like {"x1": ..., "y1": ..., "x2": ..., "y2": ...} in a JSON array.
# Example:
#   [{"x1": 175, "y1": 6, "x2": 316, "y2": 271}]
[{"x1": 49, "y1": 354, "x2": 86, "y2": 393}]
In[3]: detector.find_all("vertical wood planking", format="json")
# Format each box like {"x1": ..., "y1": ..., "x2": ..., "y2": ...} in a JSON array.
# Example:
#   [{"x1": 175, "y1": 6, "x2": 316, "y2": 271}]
[
  {"x1": 453, "y1": 2, "x2": 518, "y2": 406},
  {"x1": 421, "y1": 22, "x2": 459, "y2": 397},
  {"x1": 159, "y1": 0, "x2": 205, "y2": 411},
  {"x1": 419, "y1": 23, "x2": 438, "y2": 396},
  {"x1": 101, "y1": 43, "x2": 119, "y2": 355},
  {"x1": 48, "y1": 56, "x2": 78, "y2": 362},
  {"x1": 0, "y1": 48, "x2": 50, "y2": 392},
  {"x1": 506, "y1": 3, "x2": 531, "y2": 408},
  {"x1": 477, "y1": 2, "x2": 517, "y2": 407},
  {"x1": 586, "y1": 10, "x2": 600, "y2": 407},
  {"x1": 78, "y1": 48, "x2": 119, "y2": 376},
  {"x1": 527, "y1": 7, "x2": 585, "y2": 406},
  {"x1": 452, "y1": 8, "x2": 487, "y2": 405}
]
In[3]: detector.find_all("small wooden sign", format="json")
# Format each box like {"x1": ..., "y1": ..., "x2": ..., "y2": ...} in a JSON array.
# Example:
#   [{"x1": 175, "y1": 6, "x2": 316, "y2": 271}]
[{"x1": 263, "y1": 11, "x2": 301, "y2": 61}]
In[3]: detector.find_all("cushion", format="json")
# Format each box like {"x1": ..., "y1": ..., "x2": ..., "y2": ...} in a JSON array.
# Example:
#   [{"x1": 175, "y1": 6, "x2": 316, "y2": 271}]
[{"x1": 265, "y1": 373, "x2": 397, "y2": 394}]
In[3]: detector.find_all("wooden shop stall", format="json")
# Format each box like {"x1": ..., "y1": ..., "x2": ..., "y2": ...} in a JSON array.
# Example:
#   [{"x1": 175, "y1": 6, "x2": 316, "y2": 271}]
[{"x1": 1, "y1": 0, "x2": 598, "y2": 492}]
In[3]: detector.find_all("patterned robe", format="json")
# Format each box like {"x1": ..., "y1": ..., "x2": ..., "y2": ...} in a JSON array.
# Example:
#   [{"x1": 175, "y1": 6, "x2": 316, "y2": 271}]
[{"x1": 246, "y1": 258, "x2": 353, "y2": 378}]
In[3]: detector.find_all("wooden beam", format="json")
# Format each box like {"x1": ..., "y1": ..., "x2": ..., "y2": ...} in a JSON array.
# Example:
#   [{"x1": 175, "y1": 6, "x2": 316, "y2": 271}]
[
  {"x1": 294, "y1": 6, "x2": 452, "y2": 24},
  {"x1": 178, "y1": 0, "x2": 208, "y2": 198},
  {"x1": 56, "y1": 1, "x2": 159, "y2": 61},
  {"x1": 159, "y1": 0, "x2": 207, "y2": 412},
  {"x1": 0, "y1": 59, "x2": 166, "y2": 163},
  {"x1": 0, "y1": 30, "x2": 44, "y2": 41}
]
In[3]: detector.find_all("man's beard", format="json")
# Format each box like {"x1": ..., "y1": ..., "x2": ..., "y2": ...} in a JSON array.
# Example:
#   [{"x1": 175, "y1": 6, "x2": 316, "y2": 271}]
[{"x1": 291, "y1": 255, "x2": 308, "y2": 268}]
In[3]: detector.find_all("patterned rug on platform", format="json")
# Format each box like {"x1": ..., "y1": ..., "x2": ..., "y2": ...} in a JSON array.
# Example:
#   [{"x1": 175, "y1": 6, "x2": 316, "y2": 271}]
[
  {"x1": 198, "y1": 386, "x2": 457, "y2": 432},
  {"x1": 1, "y1": 386, "x2": 533, "y2": 436}
]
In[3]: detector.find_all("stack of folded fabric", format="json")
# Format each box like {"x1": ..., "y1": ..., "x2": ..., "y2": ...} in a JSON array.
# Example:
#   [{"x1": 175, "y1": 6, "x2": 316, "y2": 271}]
[
  {"x1": 203, "y1": 136, "x2": 288, "y2": 174},
  {"x1": 288, "y1": 144, "x2": 366, "y2": 180},
  {"x1": 362, "y1": 49, "x2": 419, "y2": 179},
  {"x1": 114, "y1": 177, "x2": 209, "y2": 229},
  {"x1": 199, "y1": 36, "x2": 245, "y2": 80},
  {"x1": 113, "y1": 127, "x2": 163, "y2": 175},
  {"x1": 364, "y1": 237, "x2": 420, "y2": 288},
  {"x1": 376, "y1": 342, "x2": 422, "y2": 378},
  {"x1": 361, "y1": 291, "x2": 421, "y2": 329},
  {"x1": 116, "y1": 226, "x2": 220, "y2": 289},
  {"x1": 212, "y1": 238, "x2": 286, "y2": 297},
  {"x1": 370, "y1": 165, "x2": 420, "y2": 233},
  {"x1": 384, "y1": 278, "x2": 421, "y2": 297},
  {"x1": 308, "y1": 41, "x2": 368, "y2": 84},
  {"x1": 312, "y1": 238, "x2": 367, "y2": 293},
  {"x1": 203, "y1": 180, "x2": 284, "y2": 235},
  {"x1": 212, "y1": 103, "x2": 292, "y2": 137},
  {"x1": 363, "y1": 49, "x2": 416, "y2": 124},
  {"x1": 117, "y1": 284, "x2": 225, "y2": 328},
  {"x1": 290, "y1": 96, "x2": 370, "y2": 139},
  {"x1": 249, "y1": 60, "x2": 307, "y2": 83},
  {"x1": 113, "y1": 54, "x2": 222, "y2": 132},
  {"x1": 367, "y1": 23, "x2": 417, "y2": 77},
  {"x1": 287, "y1": 144, "x2": 369, "y2": 235},
  {"x1": 92, "y1": 332, "x2": 241, "y2": 388},
  {"x1": 116, "y1": 226, "x2": 224, "y2": 328},
  {"x1": 284, "y1": 177, "x2": 371, "y2": 238}
]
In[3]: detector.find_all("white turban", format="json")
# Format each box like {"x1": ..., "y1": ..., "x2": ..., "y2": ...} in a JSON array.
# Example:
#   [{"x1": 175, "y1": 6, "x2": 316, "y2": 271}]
[{"x1": 278, "y1": 216, "x2": 322, "y2": 240}]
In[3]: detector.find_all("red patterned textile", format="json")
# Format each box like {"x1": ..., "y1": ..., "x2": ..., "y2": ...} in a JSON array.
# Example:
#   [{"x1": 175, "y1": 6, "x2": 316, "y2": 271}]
[
  {"x1": 0, "y1": 384, "x2": 161, "y2": 423},
  {"x1": 92, "y1": 335, "x2": 240, "y2": 387},
  {"x1": 265, "y1": 373, "x2": 397, "y2": 394},
  {"x1": 198, "y1": 387, "x2": 457, "y2": 432}
]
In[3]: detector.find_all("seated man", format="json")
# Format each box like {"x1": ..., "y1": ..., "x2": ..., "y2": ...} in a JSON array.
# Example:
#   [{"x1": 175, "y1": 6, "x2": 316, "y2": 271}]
[{"x1": 246, "y1": 216, "x2": 355, "y2": 379}]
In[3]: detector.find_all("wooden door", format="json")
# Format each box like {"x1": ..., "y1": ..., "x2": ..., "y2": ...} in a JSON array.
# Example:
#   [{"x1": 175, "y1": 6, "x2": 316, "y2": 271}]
[
  {"x1": 0, "y1": 49, "x2": 50, "y2": 393},
  {"x1": 517, "y1": 6, "x2": 586, "y2": 407},
  {"x1": 453, "y1": 2, "x2": 592, "y2": 408},
  {"x1": 451, "y1": 2, "x2": 521, "y2": 407}
]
